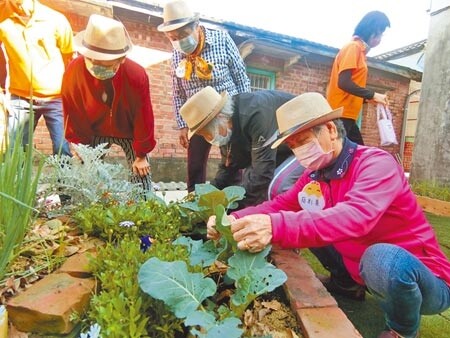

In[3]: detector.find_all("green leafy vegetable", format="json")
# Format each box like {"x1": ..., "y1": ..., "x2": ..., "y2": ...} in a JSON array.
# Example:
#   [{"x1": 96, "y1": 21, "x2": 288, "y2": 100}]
[{"x1": 138, "y1": 257, "x2": 217, "y2": 318}]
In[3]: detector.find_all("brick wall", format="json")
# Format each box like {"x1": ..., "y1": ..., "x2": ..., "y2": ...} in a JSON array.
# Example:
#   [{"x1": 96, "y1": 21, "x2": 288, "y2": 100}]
[
  {"x1": 32, "y1": 10, "x2": 411, "y2": 181},
  {"x1": 403, "y1": 138, "x2": 415, "y2": 172}
]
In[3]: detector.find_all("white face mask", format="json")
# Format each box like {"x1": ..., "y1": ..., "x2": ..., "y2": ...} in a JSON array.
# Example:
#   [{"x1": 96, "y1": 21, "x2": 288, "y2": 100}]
[
  {"x1": 208, "y1": 127, "x2": 232, "y2": 147},
  {"x1": 171, "y1": 33, "x2": 198, "y2": 54},
  {"x1": 292, "y1": 138, "x2": 334, "y2": 171}
]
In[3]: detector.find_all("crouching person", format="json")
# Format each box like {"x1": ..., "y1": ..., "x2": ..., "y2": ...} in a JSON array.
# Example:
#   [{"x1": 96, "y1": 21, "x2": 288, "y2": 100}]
[
  {"x1": 180, "y1": 86, "x2": 295, "y2": 209},
  {"x1": 206, "y1": 92, "x2": 450, "y2": 338}
]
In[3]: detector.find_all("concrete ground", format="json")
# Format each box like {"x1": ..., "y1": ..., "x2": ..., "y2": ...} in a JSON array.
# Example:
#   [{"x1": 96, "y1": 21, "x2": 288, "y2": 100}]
[{"x1": 155, "y1": 189, "x2": 188, "y2": 203}]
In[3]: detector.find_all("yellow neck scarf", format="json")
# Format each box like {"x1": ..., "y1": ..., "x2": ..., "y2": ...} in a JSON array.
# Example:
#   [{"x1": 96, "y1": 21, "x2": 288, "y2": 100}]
[{"x1": 183, "y1": 28, "x2": 214, "y2": 80}]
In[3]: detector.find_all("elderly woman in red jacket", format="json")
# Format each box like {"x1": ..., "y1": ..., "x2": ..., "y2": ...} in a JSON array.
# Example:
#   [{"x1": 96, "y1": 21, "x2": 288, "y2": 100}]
[
  {"x1": 62, "y1": 14, "x2": 156, "y2": 192},
  {"x1": 207, "y1": 92, "x2": 450, "y2": 338}
]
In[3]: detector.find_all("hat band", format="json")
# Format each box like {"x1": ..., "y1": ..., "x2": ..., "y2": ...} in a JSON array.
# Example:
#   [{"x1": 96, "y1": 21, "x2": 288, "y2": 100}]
[
  {"x1": 277, "y1": 121, "x2": 309, "y2": 139},
  {"x1": 160, "y1": 16, "x2": 195, "y2": 29},
  {"x1": 82, "y1": 39, "x2": 130, "y2": 55},
  {"x1": 190, "y1": 113, "x2": 212, "y2": 131}
]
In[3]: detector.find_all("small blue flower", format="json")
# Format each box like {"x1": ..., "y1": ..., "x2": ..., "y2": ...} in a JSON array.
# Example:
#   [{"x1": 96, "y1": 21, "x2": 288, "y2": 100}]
[{"x1": 140, "y1": 235, "x2": 153, "y2": 252}]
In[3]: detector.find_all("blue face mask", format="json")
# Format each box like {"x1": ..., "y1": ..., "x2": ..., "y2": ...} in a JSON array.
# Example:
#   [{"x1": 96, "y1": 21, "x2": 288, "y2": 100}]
[
  {"x1": 171, "y1": 34, "x2": 198, "y2": 54},
  {"x1": 84, "y1": 58, "x2": 120, "y2": 80}
]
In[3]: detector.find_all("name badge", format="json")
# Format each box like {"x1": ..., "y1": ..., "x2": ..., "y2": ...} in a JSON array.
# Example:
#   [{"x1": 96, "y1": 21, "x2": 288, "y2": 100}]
[
  {"x1": 298, "y1": 181, "x2": 325, "y2": 211},
  {"x1": 176, "y1": 61, "x2": 186, "y2": 78}
]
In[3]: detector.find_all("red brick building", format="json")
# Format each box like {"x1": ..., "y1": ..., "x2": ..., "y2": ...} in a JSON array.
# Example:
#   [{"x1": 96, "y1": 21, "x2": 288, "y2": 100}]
[{"x1": 33, "y1": 0, "x2": 421, "y2": 182}]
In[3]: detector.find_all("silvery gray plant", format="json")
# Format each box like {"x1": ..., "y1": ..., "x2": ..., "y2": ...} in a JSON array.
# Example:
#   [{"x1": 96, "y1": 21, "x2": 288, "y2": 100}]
[{"x1": 39, "y1": 143, "x2": 145, "y2": 208}]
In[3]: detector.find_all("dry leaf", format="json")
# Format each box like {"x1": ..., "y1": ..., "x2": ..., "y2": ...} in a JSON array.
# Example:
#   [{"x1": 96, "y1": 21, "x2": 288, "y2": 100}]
[
  {"x1": 53, "y1": 244, "x2": 79, "y2": 257},
  {"x1": 78, "y1": 238, "x2": 105, "y2": 253},
  {"x1": 262, "y1": 299, "x2": 282, "y2": 310},
  {"x1": 243, "y1": 309, "x2": 255, "y2": 326},
  {"x1": 206, "y1": 260, "x2": 228, "y2": 275},
  {"x1": 257, "y1": 307, "x2": 272, "y2": 320}
]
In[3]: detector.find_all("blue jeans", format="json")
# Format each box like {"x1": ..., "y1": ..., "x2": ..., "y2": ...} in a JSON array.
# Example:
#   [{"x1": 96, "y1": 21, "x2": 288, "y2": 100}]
[
  {"x1": 360, "y1": 243, "x2": 450, "y2": 338},
  {"x1": 7, "y1": 95, "x2": 71, "y2": 156}
]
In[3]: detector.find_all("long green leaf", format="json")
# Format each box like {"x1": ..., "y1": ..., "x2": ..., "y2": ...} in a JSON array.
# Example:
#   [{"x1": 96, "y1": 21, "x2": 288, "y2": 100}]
[
  {"x1": 0, "y1": 111, "x2": 43, "y2": 280},
  {"x1": 214, "y1": 205, "x2": 237, "y2": 252}
]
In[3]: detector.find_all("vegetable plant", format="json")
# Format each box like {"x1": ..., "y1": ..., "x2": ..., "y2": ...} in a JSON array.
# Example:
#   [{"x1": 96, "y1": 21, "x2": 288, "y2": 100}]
[{"x1": 138, "y1": 186, "x2": 287, "y2": 338}]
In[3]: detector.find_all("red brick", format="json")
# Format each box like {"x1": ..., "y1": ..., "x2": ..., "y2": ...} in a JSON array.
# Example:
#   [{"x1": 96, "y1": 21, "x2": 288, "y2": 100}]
[
  {"x1": 297, "y1": 307, "x2": 363, "y2": 338},
  {"x1": 6, "y1": 273, "x2": 96, "y2": 334}
]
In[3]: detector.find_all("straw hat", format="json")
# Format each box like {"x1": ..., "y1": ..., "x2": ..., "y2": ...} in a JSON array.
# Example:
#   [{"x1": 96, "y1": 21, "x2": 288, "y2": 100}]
[
  {"x1": 271, "y1": 92, "x2": 343, "y2": 149},
  {"x1": 180, "y1": 86, "x2": 228, "y2": 139},
  {"x1": 157, "y1": 0, "x2": 199, "y2": 32},
  {"x1": 74, "y1": 14, "x2": 132, "y2": 61}
]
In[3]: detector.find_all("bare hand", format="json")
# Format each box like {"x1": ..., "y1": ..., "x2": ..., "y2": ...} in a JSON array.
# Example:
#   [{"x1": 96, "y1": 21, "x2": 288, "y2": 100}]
[
  {"x1": 372, "y1": 92, "x2": 389, "y2": 106},
  {"x1": 231, "y1": 214, "x2": 272, "y2": 253},
  {"x1": 179, "y1": 128, "x2": 189, "y2": 149},
  {"x1": 207, "y1": 214, "x2": 236, "y2": 240},
  {"x1": 132, "y1": 156, "x2": 151, "y2": 177}
]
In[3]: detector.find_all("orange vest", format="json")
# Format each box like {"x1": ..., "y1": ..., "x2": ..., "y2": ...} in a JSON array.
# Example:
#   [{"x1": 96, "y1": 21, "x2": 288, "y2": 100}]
[{"x1": 327, "y1": 40, "x2": 368, "y2": 120}]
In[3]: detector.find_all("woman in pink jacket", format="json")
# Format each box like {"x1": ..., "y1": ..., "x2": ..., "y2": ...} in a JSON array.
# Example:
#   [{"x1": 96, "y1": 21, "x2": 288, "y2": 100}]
[{"x1": 207, "y1": 93, "x2": 450, "y2": 338}]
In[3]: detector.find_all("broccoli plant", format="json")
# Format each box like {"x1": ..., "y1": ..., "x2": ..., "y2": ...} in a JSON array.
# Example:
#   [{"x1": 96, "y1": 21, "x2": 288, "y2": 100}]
[
  {"x1": 138, "y1": 187, "x2": 287, "y2": 338},
  {"x1": 177, "y1": 184, "x2": 245, "y2": 234}
]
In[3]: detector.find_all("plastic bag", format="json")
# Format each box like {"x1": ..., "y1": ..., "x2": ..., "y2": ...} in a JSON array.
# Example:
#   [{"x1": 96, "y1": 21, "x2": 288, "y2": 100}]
[{"x1": 377, "y1": 104, "x2": 398, "y2": 146}]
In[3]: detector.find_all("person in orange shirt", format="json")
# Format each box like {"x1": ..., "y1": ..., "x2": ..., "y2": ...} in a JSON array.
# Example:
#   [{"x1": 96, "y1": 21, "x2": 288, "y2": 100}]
[
  {"x1": 0, "y1": 0, "x2": 73, "y2": 155},
  {"x1": 327, "y1": 11, "x2": 390, "y2": 145}
]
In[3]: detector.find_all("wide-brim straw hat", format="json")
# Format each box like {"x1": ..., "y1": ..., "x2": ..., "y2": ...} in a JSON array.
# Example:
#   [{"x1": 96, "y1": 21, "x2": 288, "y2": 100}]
[
  {"x1": 74, "y1": 14, "x2": 133, "y2": 61},
  {"x1": 157, "y1": 0, "x2": 199, "y2": 32},
  {"x1": 180, "y1": 86, "x2": 228, "y2": 139},
  {"x1": 271, "y1": 92, "x2": 343, "y2": 149}
]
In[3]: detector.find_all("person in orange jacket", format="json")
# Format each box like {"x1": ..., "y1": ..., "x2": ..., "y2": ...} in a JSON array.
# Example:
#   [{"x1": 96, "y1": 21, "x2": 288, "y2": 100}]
[{"x1": 327, "y1": 11, "x2": 390, "y2": 145}]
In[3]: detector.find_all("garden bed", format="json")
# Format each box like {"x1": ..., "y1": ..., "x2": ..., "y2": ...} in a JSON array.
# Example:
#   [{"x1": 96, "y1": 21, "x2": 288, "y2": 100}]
[
  {"x1": 1, "y1": 205, "x2": 306, "y2": 337},
  {"x1": 416, "y1": 195, "x2": 450, "y2": 217}
]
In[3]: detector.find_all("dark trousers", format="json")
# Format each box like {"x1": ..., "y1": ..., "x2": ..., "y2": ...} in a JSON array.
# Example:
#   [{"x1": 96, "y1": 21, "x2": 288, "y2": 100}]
[
  {"x1": 187, "y1": 134, "x2": 211, "y2": 192},
  {"x1": 309, "y1": 245, "x2": 357, "y2": 286},
  {"x1": 341, "y1": 118, "x2": 364, "y2": 145}
]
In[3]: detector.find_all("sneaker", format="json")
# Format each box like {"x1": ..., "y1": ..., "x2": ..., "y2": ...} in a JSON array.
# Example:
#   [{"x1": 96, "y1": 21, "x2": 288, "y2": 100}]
[
  {"x1": 378, "y1": 330, "x2": 419, "y2": 338},
  {"x1": 317, "y1": 275, "x2": 366, "y2": 301},
  {"x1": 59, "y1": 194, "x2": 72, "y2": 205}
]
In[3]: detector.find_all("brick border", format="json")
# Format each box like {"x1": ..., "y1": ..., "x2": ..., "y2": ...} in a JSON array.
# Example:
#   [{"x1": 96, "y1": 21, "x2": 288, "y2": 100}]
[{"x1": 271, "y1": 248, "x2": 362, "y2": 338}]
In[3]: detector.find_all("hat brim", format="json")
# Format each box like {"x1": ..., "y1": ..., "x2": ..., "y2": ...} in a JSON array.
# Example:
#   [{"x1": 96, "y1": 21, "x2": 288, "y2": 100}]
[
  {"x1": 74, "y1": 31, "x2": 132, "y2": 61},
  {"x1": 187, "y1": 91, "x2": 228, "y2": 139},
  {"x1": 157, "y1": 15, "x2": 198, "y2": 32},
  {"x1": 271, "y1": 107, "x2": 343, "y2": 149}
]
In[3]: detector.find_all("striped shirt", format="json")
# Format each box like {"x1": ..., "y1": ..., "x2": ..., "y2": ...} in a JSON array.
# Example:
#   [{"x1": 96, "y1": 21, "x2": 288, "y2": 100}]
[{"x1": 171, "y1": 26, "x2": 251, "y2": 128}]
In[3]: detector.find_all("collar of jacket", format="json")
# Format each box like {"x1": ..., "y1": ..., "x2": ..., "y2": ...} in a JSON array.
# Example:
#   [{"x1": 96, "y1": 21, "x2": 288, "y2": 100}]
[{"x1": 309, "y1": 137, "x2": 358, "y2": 181}]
